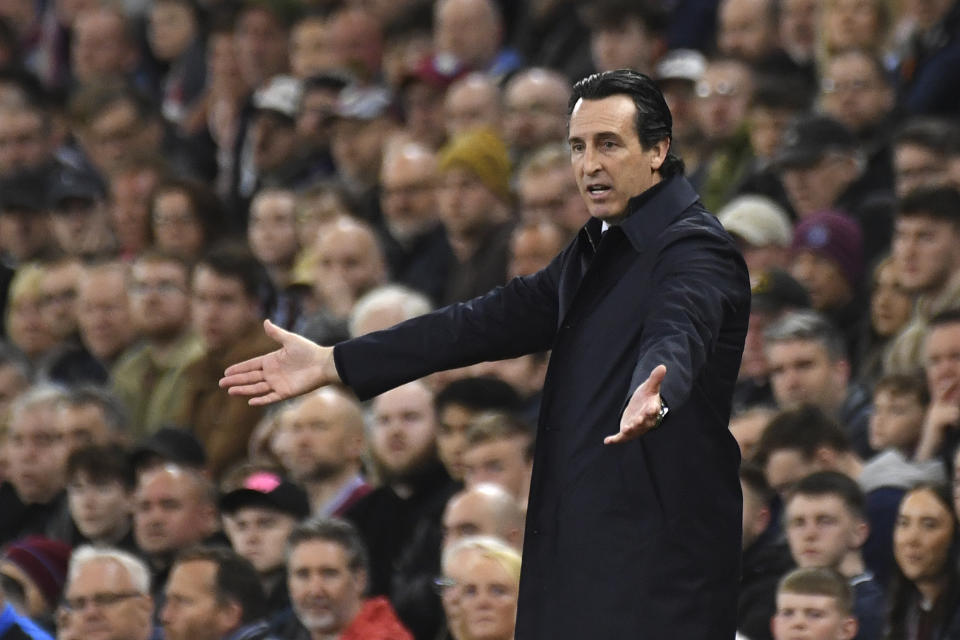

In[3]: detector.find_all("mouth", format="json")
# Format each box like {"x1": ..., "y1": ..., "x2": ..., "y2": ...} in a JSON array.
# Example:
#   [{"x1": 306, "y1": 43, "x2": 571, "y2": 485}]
[{"x1": 585, "y1": 184, "x2": 612, "y2": 199}]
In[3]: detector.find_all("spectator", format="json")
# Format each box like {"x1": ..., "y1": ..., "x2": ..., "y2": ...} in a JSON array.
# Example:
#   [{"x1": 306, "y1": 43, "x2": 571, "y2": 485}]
[
  {"x1": 220, "y1": 471, "x2": 310, "y2": 612},
  {"x1": 462, "y1": 412, "x2": 533, "y2": 507},
  {"x1": 397, "y1": 56, "x2": 463, "y2": 150},
  {"x1": 175, "y1": 244, "x2": 275, "y2": 478},
  {"x1": 45, "y1": 167, "x2": 114, "y2": 259},
  {"x1": 887, "y1": 484, "x2": 960, "y2": 638},
  {"x1": 0, "y1": 536, "x2": 70, "y2": 631},
  {"x1": 440, "y1": 536, "x2": 521, "y2": 640},
  {"x1": 148, "y1": 178, "x2": 226, "y2": 263},
  {"x1": 232, "y1": 0, "x2": 292, "y2": 94},
  {"x1": 442, "y1": 484, "x2": 524, "y2": 549},
  {"x1": 855, "y1": 257, "x2": 915, "y2": 387},
  {"x1": 717, "y1": 195, "x2": 793, "y2": 279},
  {"x1": 37, "y1": 256, "x2": 82, "y2": 346},
  {"x1": 653, "y1": 49, "x2": 706, "y2": 173},
  {"x1": 161, "y1": 547, "x2": 275, "y2": 640},
  {"x1": 437, "y1": 128, "x2": 514, "y2": 304},
  {"x1": 729, "y1": 406, "x2": 778, "y2": 460},
  {"x1": 0, "y1": 172, "x2": 51, "y2": 267},
  {"x1": 892, "y1": 118, "x2": 958, "y2": 199},
  {"x1": 895, "y1": 0, "x2": 960, "y2": 116},
  {"x1": 129, "y1": 427, "x2": 208, "y2": 476},
  {"x1": 507, "y1": 221, "x2": 567, "y2": 279},
  {"x1": 272, "y1": 386, "x2": 370, "y2": 516},
  {"x1": 292, "y1": 75, "x2": 343, "y2": 182},
  {"x1": 0, "y1": 386, "x2": 70, "y2": 545},
  {"x1": 778, "y1": 0, "x2": 818, "y2": 66},
  {"x1": 111, "y1": 251, "x2": 203, "y2": 439},
  {"x1": 247, "y1": 188, "x2": 304, "y2": 329},
  {"x1": 501, "y1": 68, "x2": 570, "y2": 162},
  {"x1": 70, "y1": 8, "x2": 141, "y2": 88},
  {"x1": 772, "y1": 567, "x2": 858, "y2": 640},
  {"x1": 346, "y1": 381, "x2": 457, "y2": 639},
  {"x1": 783, "y1": 471, "x2": 885, "y2": 640},
  {"x1": 275, "y1": 518, "x2": 412, "y2": 640},
  {"x1": 432, "y1": 0, "x2": 521, "y2": 81},
  {"x1": 5, "y1": 265, "x2": 58, "y2": 367},
  {"x1": 0, "y1": 102, "x2": 52, "y2": 179},
  {"x1": 54, "y1": 386, "x2": 128, "y2": 453},
  {"x1": 915, "y1": 310, "x2": 960, "y2": 464},
  {"x1": 65, "y1": 444, "x2": 136, "y2": 550},
  {"x1": 61, "y1": 546, "x2": 154, "y2": 640},
  {"x1": 715, "y1": 0, "x2": 779, "y2": 65},
  {"x1": 763, "y1": 310, "x2": 872, "y2": 458},
  {"x1": 288, "y1": 15, "x2": 336, "y2": 81},
  {"x1": 515, "y1": 143, "x2": 589, "y2": 238},
  {"x1": 0, "y1": 343, "x2": 31, "y2": 424},
  {"x1": 147, "y1": 0, "x2": 205, "y2": 128},
  {"x1": 325, "y1": 7, "x2": 383, "y2": 88},
  {"x1": 819, "y1": 0, "x2": 890, "y2": 57},
  {"x1": 580, "y1": 0, "x2": 667, "y2": 76},
  {"x1": 347, "y1": 285, "x2": 432, "y2": 338},
  {"x1": 442, "y1": 73, "x2": 502, "y2": 138}
]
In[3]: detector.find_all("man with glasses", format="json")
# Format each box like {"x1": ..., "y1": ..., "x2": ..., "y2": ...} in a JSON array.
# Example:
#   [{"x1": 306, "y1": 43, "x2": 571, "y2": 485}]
[{"x1": 60, "y1": 546, "x2": 154, "y2": 640}]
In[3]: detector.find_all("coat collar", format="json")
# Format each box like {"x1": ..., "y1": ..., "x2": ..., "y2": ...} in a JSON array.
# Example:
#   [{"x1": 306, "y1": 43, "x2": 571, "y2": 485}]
[{"x1": 582, "y1": 175, "x2": 701, "y2": 253}]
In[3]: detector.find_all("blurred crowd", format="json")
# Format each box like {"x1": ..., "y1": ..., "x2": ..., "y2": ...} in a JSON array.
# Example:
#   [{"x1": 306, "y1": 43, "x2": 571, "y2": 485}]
[{"x1": 0, "y1": 0, "x2": 959, "y2": 638}]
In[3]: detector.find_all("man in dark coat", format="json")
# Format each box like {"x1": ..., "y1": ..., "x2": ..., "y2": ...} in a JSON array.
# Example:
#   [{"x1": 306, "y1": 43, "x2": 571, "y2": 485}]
[{"x1": 221, "y1": 69, "x2": 751, "y2": 640}]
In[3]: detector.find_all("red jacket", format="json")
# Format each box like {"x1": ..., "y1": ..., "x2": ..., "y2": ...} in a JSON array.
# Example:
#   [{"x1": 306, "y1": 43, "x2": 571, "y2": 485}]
[{"x1": 341, "y1": 597, "x2": 413, "y2": 640}]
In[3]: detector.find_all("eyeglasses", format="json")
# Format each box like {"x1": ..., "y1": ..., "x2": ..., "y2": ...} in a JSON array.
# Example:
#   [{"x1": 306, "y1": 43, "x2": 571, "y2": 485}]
[
  {"x1": 821, "y1": 78, "x2": 877, "y2": 94},
  {"x1": 433, "y1": 576, "x2": 458, "y2": 595},
  {"x1": 130, "y1": 281, "x2": 186, "y2": 296},
  {"x1": 62, "y1": 591, "x2": 142, "y2": 612},
  {"x1": 695, "y1": 80, "x2": 742, "y2": 99}
]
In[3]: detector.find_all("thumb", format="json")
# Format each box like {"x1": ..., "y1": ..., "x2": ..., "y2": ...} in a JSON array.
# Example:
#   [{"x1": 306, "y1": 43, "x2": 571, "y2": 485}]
[
  {"x1": 263, "y1": 319, "x2": 290, "y2": 344},
  {"x1": 644, "y1": 364, "x2": 667, "y2": 393}
]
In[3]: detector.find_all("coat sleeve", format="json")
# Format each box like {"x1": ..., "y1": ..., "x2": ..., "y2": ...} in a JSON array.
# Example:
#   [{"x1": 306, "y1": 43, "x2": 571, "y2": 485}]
[
  {"x1": 625, "y1": 224, "x2": 750, "y2": 413},
  {"x1": 334, "y1": 256, "x2": 563, "y2": 400}
]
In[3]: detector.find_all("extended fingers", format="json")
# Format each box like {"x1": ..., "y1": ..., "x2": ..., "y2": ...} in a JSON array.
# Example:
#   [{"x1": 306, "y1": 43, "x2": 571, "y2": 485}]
[
  {"x1": 226, "y1": 381, "x2": 272, "y2": 397},
  {"x1": 219, "y1": 369, "x2": 264, "y2": 389},
  {"x1": 223, "y1": 356, "x2": 266, "y2": 378}
]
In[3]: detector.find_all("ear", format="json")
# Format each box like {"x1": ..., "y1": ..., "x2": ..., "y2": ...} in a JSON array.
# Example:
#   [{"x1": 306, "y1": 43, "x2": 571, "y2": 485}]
[
  {"x1": 354, "y1": 567, "x2": 368, "y2": 596},
  {"x1": 840, "y1": 614, "x2": 858, "y2": 640},
  {"x1": 649, "y1": 139, "x2": 670, "y2": 172},
  {"x1": 851, "y1": 518, "x2": 869, "y2": 549},
  {"x1": 216, "y1": 600, "x2": 244, "y2": 634},
  {"x1": 813, "y1": 445, "x2": 838, "y2": 470}
]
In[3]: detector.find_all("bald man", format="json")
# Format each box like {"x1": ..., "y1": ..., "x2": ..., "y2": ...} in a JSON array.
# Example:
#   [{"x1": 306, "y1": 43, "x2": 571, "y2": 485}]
[
  {"x1": 503, "y1": 68, "x2": 571, "y2": 159},
  {"x1": 442, "y1": 483, "x2": 524, "y2": 549},
  {"x1": 273, "y1": 386, "x2": 371, "y2": 515},
  {"x1": 444, "y1": 73, "x2": 502, "y2": 138}
]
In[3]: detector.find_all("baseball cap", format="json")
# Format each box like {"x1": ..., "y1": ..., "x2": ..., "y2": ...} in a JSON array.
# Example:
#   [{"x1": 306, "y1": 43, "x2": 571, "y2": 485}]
[
  {"x1": 219, "y1": 471, "x2": 310, "y2": 519},
  {"x1": 0, "y1": 170, "x2": 47, "y2": 212},
  {"x1": 47, "y1": 167, "x2": 105, "y2": 209},
  {"x1": 335, "y1": 85, "x2": 392, "y2": 120},
  {"x1": 717, "y1": 195, "x2": 793, "y2": 247},
  {"x1": 655, "y1": 49, "x2": 707, "y2": 84},
  {"x1": 751, "y1": 268, "x2": 811, "y2": 314},
  {"x1": 774, "y1": 115, "x2": 858, "y2": 169},
  {"x1": 253, "y1": 75, "x2": 303, "y2": 120},
  {"x1": 130, "y1": 427, "x2": 207, "y2": 471}
]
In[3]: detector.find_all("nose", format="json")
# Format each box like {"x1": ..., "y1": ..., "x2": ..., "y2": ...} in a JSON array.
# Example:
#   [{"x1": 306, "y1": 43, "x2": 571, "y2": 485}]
[{"x1": 582, "y1": 145, "x2": 602, "y2": 175}]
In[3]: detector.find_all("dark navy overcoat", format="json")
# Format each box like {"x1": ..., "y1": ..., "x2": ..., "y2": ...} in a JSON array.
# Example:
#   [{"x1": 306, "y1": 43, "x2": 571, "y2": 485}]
[{"x1": 334, "y1": 175, "x2": 751, "y2": 639}]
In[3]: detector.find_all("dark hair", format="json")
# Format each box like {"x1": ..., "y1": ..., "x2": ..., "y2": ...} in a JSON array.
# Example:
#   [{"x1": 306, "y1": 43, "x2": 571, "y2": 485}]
[
  {"x1": 173, "y1": 546, "x2": 267, "y2": 623},
  {"x1": 436, "y1": 377, "x2": 524, "y2": 415},
  {"x1": 928, "y1": 308, "x2": 960, "y2": 332},
  {"x1": 751, "y1": 75, "x2": 814, "y2": 112},
  {"x1": 60, "y1": 385, "x2": 128, "y2": 434},
  {"x1": 67, "y1": 443, "x2": 136, "y2": 489},
  {"x1": 897, "y1": 186, "x2": 960, "y2": 227},
  {"x1": 740, "y1": 461, "x2": 774, "y2": 505},
  {"x1": 0, "y1": 341, "x2": 33, "y2": 383},
  {"x1": 194, "y1": 241, "x2": 269, "y2": 301},
  {"x1": 873, "y1": 373, "x2": 930, "y2": 406},
  {"x1": 568, "y1": 69, "x2": 684, "y2": 178},
  {"x1": 788, "y1": 470, "x2": 866, "y2": 521},
  {"x1": 893, "y1": 118, "x2": 959, "y2": 155},
  {"x1": 287, "y1": 517, "x2": 369, "y2": 579},
  {"x1": 886, "y1": 484, "x2": 960, "y2": 640},
  {"x1": 754, "y1": 405, "x2": 851, "y2": 466},
  {"x1": 148, "y1": 178, "x2": 227, "y2": 251},
  {"x1": 580, "y1": 0, "x2": 668, "y2": 34}
]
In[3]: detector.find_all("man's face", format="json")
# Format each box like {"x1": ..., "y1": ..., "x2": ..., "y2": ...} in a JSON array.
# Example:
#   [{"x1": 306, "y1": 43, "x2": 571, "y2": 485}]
[
  {"x1": 64, "y1": 559, "x2": 152, "y2": 640},
  {"x1": 443, "y1": 77, "x2": 501, "y2": 137},
  {"x1": 518, "y1": 167, "x2": 587, "y2": 235},
  {"x1": 77, "y1": 268, "x2": 135, "y2": 362},
  {"x1": 152, "y1": 190, "x2": 205, "y2": 260},
  {"x1": 313, "y1": 223, "x2": 385, "y2": 305},
  {"x1": 39, "y1": 260, "x2": 81, "y2": 340},
  {"x1": 748, "y1": 106, "x2": 796, "y2": 161},
  {"x1": 766, "y1": 340, "x2": 847, "y2": 412},
  {"x1": 869, "y1": 389, "x2": 925, "y2": 453},
  {"x1": 289, "y1": 18, "x2": 335, "y2": 79},
  {"x1": 772, "y1": 592, "x2": 857, "y2": 640},
  {"x1": 892, "y1": 215, "x2": 960, "y2": 294},
  {"x1": 718, "y1": 0, "x2": 776, "y2": 61},
  {"x1": 779, "y1": 0, "x2": 818, "y2": 58},
  {"x1": 820, "y1": 53, "x2": 891, "y2": 134},
  {"x1": 923, "y1": 322, "x2": 960, "y2": 403},
  {"x1": 765, "y1": 449, "x2": 817, "y2": 496},
  {"x1": 503, "y1": 74, "x2": 568, "y2": 155},
  {"x1": 251, "y1": 112, "x2": 298, "y2": 174},
  {"x1": 248, "y1": 193, "x2": 298, "y2": 268},
  {"x1": 134, "y1": 467, "x2": 213, "y2": 555},
  {"x1": 789, "y1": 251, "x2": 852, "y2": 311},
  {"x1": 67, "y1": 471, "x2": 132, "y2": 542},
  {"x1": 7, "y1": 404, "x2": 67, "y2": 504},
  {"x1": 785, "y1": 494, "x2": 865, "y2": 569},
  {"x1": 693, "y1": 61, "x2": 752, "y2": 142},
  {"x1": 568, "y1": 94, "x2": 668, "y2": 223},
  {"x1": 233, "y1": 7, "x2": 288, "y2": 89},
  {"x1": 434, "y1": 0, "x2": 498, "y2": 69},
  {"x1": 370, "y1": 383, "x2": 438, "y2": 479},
  {"x1": 330, "y1": 117, "x2": 391, "y2": 184},
  {"x1": 437, "y1": 167, "x2": 503, "y2": 238},
  {"x1": 85, "y1": 100, "x2": 151, "y2": 173},
  {"x1": 380, "y1": 149, "x2": 438, "y2": 239},
  {"x1": 462, "y1": 437, "x2": 531, "y2": 499},
  {"x1": 148, "y1": 1, "x2": 196, "y2": 62},
  {"x1": 442, "y1": 493, "x2": 500, "y2": 547},
  {"x1": 437, "y1": 403, "x2": 474, "y2": 481},
  {"x1": 57, "y1": 403, "x2": 112, "y2": 453},
  {"x1": 0, "y1": 209, "x2": 49, "y2": 263},
  {"x1": 274, "y1": 390, "x2": 363, "y2": 482},
  {"x1": 509, "y1": 223, "x2": 567, "y2": 279},
  {"x1": 0, "y1": 108, "x2": 47, "y2": 175},
  {"x1": 223, "y1": 506, "x2": 298, "y2": 574},
  {"x1": 288, "y1": 540, "x2": 365, "y2": 636},
  {"x1": 894, "y1": 143, "x2": 947, "y2": 199},
  {"x1": 741, "y1": 481, "x2": 770, "y2": 550},
  {"x1": 296, "y1": 86, "x2": 339, "y2": 148},
  {"x1": 162, "y1": 560, "x2": 233, "y2": 640},
  {"x1": 191, "y1": 266, "x2": 259, "y2": 353},
  {"x1": 130, "y1": 259, "x2": 191, "y2": 339},
  {"x1": 590, "y1": 19, "x2": 658, "y2": 74},
  {"x1": 781, "y1": 154, "x2": 858, "y2": 218},
  {"x1": 71, "y1": 10, "x2": 130, "y2": 82},
  {"x1": 824, "y1": 0, "x2": 883, "y2": 49},
  {"x1": 48, "y1": 198, "x2": 112, "y2": 257}
]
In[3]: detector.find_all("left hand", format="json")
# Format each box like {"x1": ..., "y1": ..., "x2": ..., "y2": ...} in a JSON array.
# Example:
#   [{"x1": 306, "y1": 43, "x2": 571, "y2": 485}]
[{"x1": 605, "y1": 364, "x2": 667, "y2": 445}]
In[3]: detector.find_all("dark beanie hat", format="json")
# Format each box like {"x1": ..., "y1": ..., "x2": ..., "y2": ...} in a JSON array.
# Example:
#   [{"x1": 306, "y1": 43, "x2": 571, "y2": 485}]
[
  {"x1": 3, "y1": 536, "x2": 72, "y2": 608},
  {"x1": 791, "y1": 211, "x2": 864, "y2": 288}
]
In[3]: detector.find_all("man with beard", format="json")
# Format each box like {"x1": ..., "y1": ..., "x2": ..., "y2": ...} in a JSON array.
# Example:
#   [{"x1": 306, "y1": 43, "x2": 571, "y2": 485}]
[
  {"x1": 275, "y1": 518, "x2": 411, "y2": 640},
  {"x1": 273, "y1": 386, "x2": 370, "y2": 516},
  {"x1": 344, "y1": 381, "x2": 457, "y2": 640},
  {"x1": 111, "y1": 250, "x2": 203, "y2": 439}
]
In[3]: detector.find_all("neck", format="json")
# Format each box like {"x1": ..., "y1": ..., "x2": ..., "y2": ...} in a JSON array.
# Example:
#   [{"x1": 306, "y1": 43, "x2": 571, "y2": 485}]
[
  {"x1": 95, "y1": 520, "x2": 132, "y2": 546},
  {"x1": 305, "y1": 466, "x2": 360, "y2": 511},
  {"x1": 266, "y1": 264, "x2": 292, "y2": 289},
  {"x1": 915, "y1": 575, "x2": 948, "y2": 607},
  {"x1": 147, "y1": 329, "x2": 189, "y2": 359},
  {"x1": 838, "y1": 552, "x2": 865, "y2": 578},
  {"x1": 840, "y1": 454, "x2": 863, "y2": 479}
]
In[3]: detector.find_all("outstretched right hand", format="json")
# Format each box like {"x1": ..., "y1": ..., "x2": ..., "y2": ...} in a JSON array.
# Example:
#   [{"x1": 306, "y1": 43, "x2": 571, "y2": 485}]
[{"x1": 219, "y1": 319, "x2": 340, "y2": 406}]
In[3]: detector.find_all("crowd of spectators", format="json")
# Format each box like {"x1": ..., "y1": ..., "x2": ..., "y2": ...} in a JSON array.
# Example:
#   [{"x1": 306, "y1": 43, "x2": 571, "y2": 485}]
[{"x1": 0, "y1": 0, "x2": 959, "y2": 638}]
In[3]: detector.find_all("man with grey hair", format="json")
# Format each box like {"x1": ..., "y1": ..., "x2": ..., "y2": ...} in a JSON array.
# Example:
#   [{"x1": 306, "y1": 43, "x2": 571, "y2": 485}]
[
  {"x1": 442, "y1": 483, "x2": 524, "y2": 549},
  {"x1": 503, "y1": 68, "x2": 571, "y2": 161},
  {"x1": 55, "y1": 385, "x2": 129, "y2": 453},
  {"x1": 0, "y1": 385, "x2": 72, "y2": 545},
  {"x1": 348, "y1": 285, "x2": 432, "y2": 338},
  {"x1": 61, "y1": 545, "x2": 154, "y2": 640},
  {"x1": 763, "y1": 310, "x2": 872, "y2": 457},
  {"x1": 271, "y1": 518, "x2": 411, "y2": 639}
]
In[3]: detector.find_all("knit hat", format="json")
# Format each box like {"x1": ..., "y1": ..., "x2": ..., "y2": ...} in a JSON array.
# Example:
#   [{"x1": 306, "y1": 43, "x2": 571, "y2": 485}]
[
  {"x1": 791, "y1": 211, "x2": 863, "y2": 287},
  {"x1": 718, "y1": 195, "x2": 793, "y2": 247},
  {"x1": 438, "y1": 128, "x2": 512, "y2": 203},
  {"x1": 2, "y1": 536, "x2": 72, "y2": 609}
]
